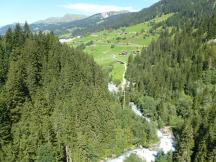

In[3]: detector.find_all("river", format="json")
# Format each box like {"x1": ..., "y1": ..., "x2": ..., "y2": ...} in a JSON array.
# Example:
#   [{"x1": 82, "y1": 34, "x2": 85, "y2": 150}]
[
  {"x1": 106, "y1": 61, "x2": 175, "y2": 162},
  {"x1": 105, "y1": 102, "x2": 175, "y2": 162}
]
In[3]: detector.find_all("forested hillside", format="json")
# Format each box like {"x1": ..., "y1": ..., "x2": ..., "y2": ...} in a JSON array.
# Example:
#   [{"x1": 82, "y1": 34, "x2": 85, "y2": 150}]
[
  {"x1": 126, "y1": 4, "x2": 216, "y2": 162},
  {"x1": 0, "y1": 24, "x2": 157, "y2": 162},
  {"x1": 65, "y1": 0, "x2": 216, "y2": 36}
]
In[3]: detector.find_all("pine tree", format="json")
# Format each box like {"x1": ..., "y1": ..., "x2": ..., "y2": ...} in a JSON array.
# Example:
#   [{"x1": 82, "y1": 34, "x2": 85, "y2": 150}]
[
  {"x1": 0, "y1": 102, "x2": 11, "y2": 149},
  {"x1": 23, "y1": 22, "x2": 30, "y2": 36},
  {"x1": 175, "y1": 120, "x2": 194, "y2": 162},
  {"x1": 13, "y1": 24, "x2": 24, "y2": 47},
  {"x1": 0, "y1": 42, "x2": 6, "y2": 85}
]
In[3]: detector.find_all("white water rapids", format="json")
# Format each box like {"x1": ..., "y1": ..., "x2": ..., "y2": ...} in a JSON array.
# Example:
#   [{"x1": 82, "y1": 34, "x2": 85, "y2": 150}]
[
  {"x1": 105, "y1": 102, "x2": 175, "y2": 162},
  {"x1": 108, "y1": 82, "x2": 119, "y2": 94}
]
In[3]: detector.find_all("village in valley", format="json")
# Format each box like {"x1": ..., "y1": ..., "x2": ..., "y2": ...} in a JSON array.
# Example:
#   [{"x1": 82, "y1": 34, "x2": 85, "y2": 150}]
[{"x1": 67, "y1": 14, "x2": 172, "y2": 83}]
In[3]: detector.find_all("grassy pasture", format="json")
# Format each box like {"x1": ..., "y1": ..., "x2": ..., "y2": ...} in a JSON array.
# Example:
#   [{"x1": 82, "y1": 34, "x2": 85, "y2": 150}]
[{"x1": 67, "y1": 14, "x2": 173, "y2": 84}]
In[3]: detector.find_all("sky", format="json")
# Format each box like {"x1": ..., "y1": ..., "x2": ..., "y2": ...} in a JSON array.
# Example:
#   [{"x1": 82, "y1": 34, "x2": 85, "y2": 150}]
[{"x1": 0, "y1": 0, "x2": 159, "y2": 26}]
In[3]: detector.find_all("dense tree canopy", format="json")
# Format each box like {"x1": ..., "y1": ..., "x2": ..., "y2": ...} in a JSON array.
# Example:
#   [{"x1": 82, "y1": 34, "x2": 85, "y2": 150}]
[
  {"x1": 126, "y1": 4, "x2": 216, "y2": 161},
  {"x1": 0, "y1": 25, "x2": 155, "y2": 162}
]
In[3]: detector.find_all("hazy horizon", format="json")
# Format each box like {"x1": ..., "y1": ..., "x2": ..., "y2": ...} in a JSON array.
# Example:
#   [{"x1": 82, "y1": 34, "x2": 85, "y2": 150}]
[{"x1": 0, "y1": 0, "x2": 159, "y2": 26}]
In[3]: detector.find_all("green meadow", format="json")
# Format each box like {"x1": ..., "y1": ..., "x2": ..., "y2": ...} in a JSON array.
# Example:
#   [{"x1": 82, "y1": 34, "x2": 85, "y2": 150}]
[{"x1": 68, "y1": 14, "x2": 173, "y2": 84}]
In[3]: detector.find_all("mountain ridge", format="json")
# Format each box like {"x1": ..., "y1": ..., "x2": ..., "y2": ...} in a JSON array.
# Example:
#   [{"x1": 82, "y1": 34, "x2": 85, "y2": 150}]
[
  {"x1": 0, "y1": 10, "x2": 130, "y2": 35},
  {"x1": 33, "y1": 13, "x2": 87, "y2": 24}
]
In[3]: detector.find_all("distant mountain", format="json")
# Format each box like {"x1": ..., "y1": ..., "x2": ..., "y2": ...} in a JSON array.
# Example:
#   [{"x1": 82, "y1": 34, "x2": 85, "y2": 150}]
[
  {"x1": 0, "y1": 24, "x2": 13, "y2": 35},
  {"x1": 99, "y1": 10, "x2": 129, "y2": 19},
  {"x1": 61, "y1": 10, "x2": 130, "y2": 30},
  {"x1": 1, "y1": 0, "x2": 215, "y2": 37},
  {"x1": 30, "y1": 14, "x2": 86, "y2": 33},
  {"x1": 34, "y1": 14, "x2": 86, "y2": 24},
  {"x1": 0, "y1": 11, "x2": 129, "y2": 35},
  {"x1": 68, "y1": 0, "x2": 216, "y2": 36}
]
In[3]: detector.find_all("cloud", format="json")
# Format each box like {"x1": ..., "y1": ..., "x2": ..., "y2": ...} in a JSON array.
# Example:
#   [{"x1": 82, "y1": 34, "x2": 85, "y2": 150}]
[{"x1": 62, "y1": 3, "x2": 137, "y2": 13}]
